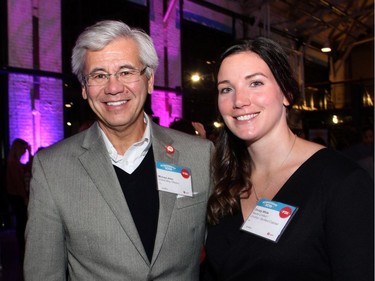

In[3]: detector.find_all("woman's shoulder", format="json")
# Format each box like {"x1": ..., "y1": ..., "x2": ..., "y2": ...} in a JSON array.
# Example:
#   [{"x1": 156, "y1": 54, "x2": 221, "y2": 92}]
[
  {"x1": 296, "y1": 138, "x2": 354, "y2": 166},
  {"x1": 296, "y1": 141, "x2": 369, "y2": 180},
  {"x1": 296, "y1": 138, "x2": 325, "y2": 157},
  {"x1": 291, "y1": 138, "x2": 325, "y2": 170}
]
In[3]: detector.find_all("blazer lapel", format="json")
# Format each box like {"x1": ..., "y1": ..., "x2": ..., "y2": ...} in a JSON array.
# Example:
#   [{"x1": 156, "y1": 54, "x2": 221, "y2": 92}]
[
  {"x1": 79, "y1": 123, "x2": 150, "y2": 264},
  {"x1": 150, "y1": 123, "x2": 179, "y2": 266}
]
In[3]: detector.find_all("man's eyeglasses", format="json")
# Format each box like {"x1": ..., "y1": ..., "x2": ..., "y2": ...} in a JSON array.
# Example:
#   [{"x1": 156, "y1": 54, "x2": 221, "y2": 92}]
[{"x1": 84, "y1": 66, "x2": 148, "y2": 86}]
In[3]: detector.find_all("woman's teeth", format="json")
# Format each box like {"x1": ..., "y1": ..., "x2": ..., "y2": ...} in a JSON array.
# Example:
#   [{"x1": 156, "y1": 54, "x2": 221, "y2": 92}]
[{"x1": 236, "y1": 113, "x2": 258, "y2": 121}]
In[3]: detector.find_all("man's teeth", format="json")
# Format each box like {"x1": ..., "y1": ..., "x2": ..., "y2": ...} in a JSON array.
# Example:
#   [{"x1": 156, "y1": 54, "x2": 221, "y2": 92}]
[
  {"x1": 236, "y1": 113, "x2": 258, "y2": 121},
  {"x1": 107, "y1": 100, "x2": 127, "y2": 106}
]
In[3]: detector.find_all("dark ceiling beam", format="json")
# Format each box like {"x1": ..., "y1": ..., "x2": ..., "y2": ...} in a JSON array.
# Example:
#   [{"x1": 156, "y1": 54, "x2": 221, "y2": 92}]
[
  {"x1": 185, "y1": 0, "x2": 255, "y2": 25},
  {"x1": 299, "y1": 8, "x2": 357, "y2": 40},
  {"x1": 318, "y1": 0, "x2": 372, "y2": 31},
  {"x1": 0, "y1": 66, "x2": 65, "y2": 79},
  {"x1": 185, "y1": 0, "x2": 321, "y2": 51}
]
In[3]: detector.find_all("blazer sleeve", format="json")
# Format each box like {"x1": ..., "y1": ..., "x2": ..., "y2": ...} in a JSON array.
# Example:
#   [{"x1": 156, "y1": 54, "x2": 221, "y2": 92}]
[{"x1": 24, "y1": 153, "x2": 67, "y2": 281}]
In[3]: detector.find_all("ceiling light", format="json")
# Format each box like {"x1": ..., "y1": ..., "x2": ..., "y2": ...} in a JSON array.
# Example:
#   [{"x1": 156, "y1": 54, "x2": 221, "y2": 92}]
[
  {"x1": 321, "y1": 41, "x2": 332, "y2": 53},
  {"x1": 191, "y1": 73, "x2": 201, "y2": 82}
]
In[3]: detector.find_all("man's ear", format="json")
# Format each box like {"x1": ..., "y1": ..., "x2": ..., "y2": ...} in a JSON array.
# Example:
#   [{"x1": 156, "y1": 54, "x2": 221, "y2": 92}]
[
  {"x1": 82, "y1": 85, "x2": 88, "y2": 100},
  {"x1": 147, "y1": 72, "x2": 154, "y2": 94}
]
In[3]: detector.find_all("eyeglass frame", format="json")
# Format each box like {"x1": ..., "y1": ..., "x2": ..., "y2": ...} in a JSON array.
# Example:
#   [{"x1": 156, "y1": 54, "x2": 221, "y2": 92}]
[{"x1": 83, "y1": 66, "x2": 148, "y2": 86}]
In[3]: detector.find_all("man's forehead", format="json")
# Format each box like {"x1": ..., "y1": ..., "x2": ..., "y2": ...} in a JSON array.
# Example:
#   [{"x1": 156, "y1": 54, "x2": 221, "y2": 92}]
[{"x1": 84, "y1": 39, "x2": 141, "y2": 72}]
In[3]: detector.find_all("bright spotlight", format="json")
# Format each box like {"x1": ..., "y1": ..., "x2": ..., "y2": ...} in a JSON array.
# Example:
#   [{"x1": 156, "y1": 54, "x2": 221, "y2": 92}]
[
  {"x1": 213, "y1": 121, "x2": 223, "y2": 128},
  {"x1": 191, "y1": 74, "x2": 201, "y2": 82}
]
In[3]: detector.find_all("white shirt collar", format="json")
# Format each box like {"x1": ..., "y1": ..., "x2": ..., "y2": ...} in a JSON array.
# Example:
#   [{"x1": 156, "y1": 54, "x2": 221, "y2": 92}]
[{"x1": 100, "y1": 114, "x2": 152, "y2": 173}]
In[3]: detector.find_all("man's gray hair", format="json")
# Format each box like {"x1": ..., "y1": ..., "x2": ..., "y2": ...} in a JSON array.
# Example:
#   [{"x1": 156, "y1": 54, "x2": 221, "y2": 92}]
[{"x1": 71, "y1": 20, "x2": 159, "y2": 84}]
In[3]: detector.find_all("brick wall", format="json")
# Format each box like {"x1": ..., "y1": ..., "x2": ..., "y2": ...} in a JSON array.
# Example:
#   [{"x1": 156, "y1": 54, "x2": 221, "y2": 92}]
[
  {"x1": 150, "y1": 0, "x2": 183, "y2": 126},
  {"x1": 7, "y1": 0, "x2": 63, "y2": 154}
]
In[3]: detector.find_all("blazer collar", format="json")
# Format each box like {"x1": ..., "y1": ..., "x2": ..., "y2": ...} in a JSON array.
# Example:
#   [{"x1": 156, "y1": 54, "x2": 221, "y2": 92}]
[{"x1": 149, "y1": 122, "x2": 180, "y2": 266}]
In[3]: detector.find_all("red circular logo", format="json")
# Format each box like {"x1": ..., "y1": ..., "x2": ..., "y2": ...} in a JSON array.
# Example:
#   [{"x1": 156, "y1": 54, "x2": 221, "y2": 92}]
[
  {"x1": 279, "y1": 206, "x2": 292, "y2": 218},
  {"x1": 181, "y1": 169, "x2": 190, "y2": 179},
  {"x1": 165, "y1": 145, "x2": 174, "y2": 154}
]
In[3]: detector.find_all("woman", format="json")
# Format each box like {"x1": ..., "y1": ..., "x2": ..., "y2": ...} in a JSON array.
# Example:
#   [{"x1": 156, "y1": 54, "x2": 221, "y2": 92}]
[{"x1": 203, "y1": 37, "x2": 373, "y2": 280}]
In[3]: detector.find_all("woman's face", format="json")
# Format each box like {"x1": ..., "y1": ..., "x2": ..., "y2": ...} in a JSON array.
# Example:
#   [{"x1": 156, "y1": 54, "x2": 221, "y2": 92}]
[{"x1": 217, "y1": 51, "x2": 289, "y2": 143}]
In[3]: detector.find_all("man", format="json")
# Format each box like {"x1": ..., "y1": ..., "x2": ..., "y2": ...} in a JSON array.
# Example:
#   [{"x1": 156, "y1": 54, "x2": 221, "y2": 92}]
[{"x1": 24, "y1": 20, "x2": 213, "y2": 281}]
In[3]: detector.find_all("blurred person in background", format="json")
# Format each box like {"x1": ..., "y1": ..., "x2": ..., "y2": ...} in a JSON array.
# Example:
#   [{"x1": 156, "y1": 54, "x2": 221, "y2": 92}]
[
  {"x1": 344, "y1": 126, "x2": 374, "y2": 179},
  {"x1": 6, "y1": 138, "x2": 32, "y2": 256}
]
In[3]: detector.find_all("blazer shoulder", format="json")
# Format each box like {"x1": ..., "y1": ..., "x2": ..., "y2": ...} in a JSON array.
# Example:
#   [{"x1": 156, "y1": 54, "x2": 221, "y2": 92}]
[
  {"x1": 36, "y1": 126, "x2": 98, "y2": 160},
  {"x1": 152, "y1": 122, "x2": 213, "y2": 147}
]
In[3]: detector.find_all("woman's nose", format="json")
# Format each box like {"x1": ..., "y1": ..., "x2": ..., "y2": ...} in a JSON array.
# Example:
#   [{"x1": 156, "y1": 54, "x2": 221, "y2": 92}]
[{"x1": 233, "y1": 89, "x2": 250, "y2": 108}]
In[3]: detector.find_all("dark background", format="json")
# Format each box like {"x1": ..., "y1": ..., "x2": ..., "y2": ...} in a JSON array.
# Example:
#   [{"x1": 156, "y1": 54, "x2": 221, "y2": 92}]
[{"x1": 60, "y1": 0, "x2": 331, "y2": 137}]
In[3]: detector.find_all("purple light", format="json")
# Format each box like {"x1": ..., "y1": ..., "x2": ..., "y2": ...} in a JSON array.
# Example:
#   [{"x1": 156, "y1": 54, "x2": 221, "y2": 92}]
[
  {"x1": 8, "y1": 0, "x2": 63, "y2": 157},
  {"x1": 151, "y1": 90, "x2": 182, "y2": 127},
  {"x1": 8, "y1": 73, "x2": 64, "y2": 157}
]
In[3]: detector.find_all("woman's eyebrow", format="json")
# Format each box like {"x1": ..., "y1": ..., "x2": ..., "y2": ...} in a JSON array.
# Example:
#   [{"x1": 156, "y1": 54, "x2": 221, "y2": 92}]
[
  {"x1": 244, "y1": 72, "x2": 268, "y2": 80},
  {"x1": 217, "y1": 72, "x2": 268, "y2": 86}
]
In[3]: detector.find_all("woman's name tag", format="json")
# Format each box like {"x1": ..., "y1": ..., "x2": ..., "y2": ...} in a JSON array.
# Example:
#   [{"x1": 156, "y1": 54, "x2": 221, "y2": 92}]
[{"x1": 241, "y1": 198, "x2": 298, "y2": 242}]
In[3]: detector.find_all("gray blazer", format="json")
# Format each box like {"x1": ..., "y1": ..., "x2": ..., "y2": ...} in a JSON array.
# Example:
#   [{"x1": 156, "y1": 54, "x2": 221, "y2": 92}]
[{"x1": 24, "y1": 121, "x2": 214, "y2": 281}]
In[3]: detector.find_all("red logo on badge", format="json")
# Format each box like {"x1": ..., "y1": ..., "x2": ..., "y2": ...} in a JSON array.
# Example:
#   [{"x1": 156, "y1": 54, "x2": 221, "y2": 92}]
[
  {"x1": 181, "y1": 169, "x2": 190, "y2": 179},
  {"x1": 279, "y1": 206, "x2": 292, "y2": 218},
  {"x1": 165, "y1": 145, "x2": 174, "y2": 154}
]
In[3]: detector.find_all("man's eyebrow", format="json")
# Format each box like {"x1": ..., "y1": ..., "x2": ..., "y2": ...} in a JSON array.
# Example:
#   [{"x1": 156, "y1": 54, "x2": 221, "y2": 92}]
[
  {"x1": 118, "y1": 64, "x2": 136, "y2": 70},
  {"x1": 89, "y1": 67, "x2": 106, "y2": 73},
  {"x1": 89, "y1": 64, "x2": 136, "y2": 73}
]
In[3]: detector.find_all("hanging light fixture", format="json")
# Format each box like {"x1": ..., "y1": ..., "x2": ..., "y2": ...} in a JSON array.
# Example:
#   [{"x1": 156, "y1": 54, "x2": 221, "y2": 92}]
[{"x1": 321, "y1": 41, "x2": 332, "y2": 53}]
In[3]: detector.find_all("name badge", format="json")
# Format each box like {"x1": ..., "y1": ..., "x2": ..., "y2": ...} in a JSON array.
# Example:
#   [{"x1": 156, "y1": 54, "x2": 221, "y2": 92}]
[
  {"x1": 156, "y1": 161, "x2": 193, "y2": 197},
  {"x1": 241, "y1": 199, "x2": 298, "y2": 242}
]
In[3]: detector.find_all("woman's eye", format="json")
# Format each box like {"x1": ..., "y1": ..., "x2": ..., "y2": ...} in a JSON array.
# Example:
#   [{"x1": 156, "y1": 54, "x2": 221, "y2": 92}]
[
  {"x1": 250, "y1": 80, "x2": 264, "y2": 87},
  {"x1": 219, "y1": 87, "x2": 232, "y2": 94}
]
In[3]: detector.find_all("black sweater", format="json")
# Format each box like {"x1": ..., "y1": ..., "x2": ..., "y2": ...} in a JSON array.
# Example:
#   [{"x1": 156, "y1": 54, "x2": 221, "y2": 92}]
[{"x1": 114, "y1": 148, "x2": 159, "y2": 262}]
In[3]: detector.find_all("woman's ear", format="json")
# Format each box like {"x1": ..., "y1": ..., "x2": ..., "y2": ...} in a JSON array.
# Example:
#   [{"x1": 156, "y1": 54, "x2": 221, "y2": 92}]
[{"x1": 283, "y1": 97, "x2": 290, "y2": 107}]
